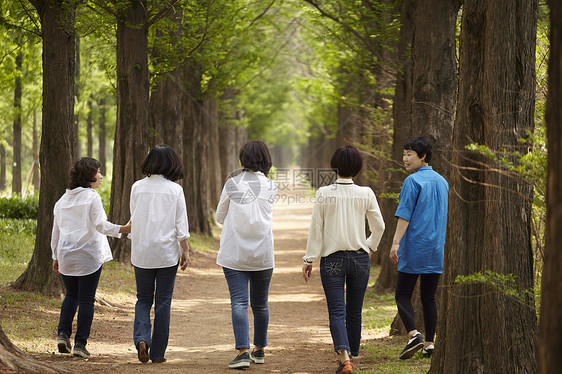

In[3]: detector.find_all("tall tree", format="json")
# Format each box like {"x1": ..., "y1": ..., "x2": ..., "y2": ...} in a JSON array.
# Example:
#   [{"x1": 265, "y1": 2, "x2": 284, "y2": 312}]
[
  {"x1": 12, "y1": 50, "x2": 22, "y2": 195},
  {"x1": 430, "y1": 0, "x2": 538, "y2": 372},
  {"x1": 98, "y1": 97, "x2": 107, "y2": 175},
  {"x1": 539, "y1": 0, "x2": 562, "y2": 372},
  {"x1": 32, "y1": 109, "x2": 40, "y2": 190},
  {"x1": 0, "y1": 144, "x2": 5, "y2": 190},
  {"x1": 108, "y1": 0, "x2": 150, "y2": 262},
  {"x1": 13, "y1": 0, "x2": 77, "y2": 295}
]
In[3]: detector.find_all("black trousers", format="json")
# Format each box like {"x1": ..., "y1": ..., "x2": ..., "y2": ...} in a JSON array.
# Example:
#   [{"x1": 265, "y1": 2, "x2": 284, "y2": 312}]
[{"x1": 395, "y1": 271, "x2": 440, "y2": 342}]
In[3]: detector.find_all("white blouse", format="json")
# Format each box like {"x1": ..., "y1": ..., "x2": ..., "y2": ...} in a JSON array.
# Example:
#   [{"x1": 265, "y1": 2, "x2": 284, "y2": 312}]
[
  {"x1": 216, "y1": 171, "x2": 278, "y2": 271},
  {"x1": 130, "y1": 175, "x2": 190, "y2": 269},
  {"x1": 51, "y1": 187, "x2": 121, "y2": 276},
  {"x1": 304, "y1": 179, "x2": 385, "y2": 263}
]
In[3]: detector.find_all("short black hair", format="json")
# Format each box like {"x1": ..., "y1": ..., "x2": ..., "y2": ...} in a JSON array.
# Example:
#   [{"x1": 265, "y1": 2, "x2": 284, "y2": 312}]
[
  {"x1": 69, "y1": 157, "x2": 101, "y2": 189},
  {"x1": 141, "y1": 144, "x2": 184, "y2": 181},
  {"x1": 404, "y1": 137, "x2": 433, "y2": 163},
  {"x1": 239, "y1": 141, "x2": 273, "y2": 176},
  {"x1": 330, "y1": 145, "x2": 363, "y2": 177}
]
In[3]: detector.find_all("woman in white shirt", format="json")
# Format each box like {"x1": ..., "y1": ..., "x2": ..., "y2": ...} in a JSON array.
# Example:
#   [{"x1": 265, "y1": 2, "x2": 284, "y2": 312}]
[
  {"x1": 302, "y1": 145, "x2": 385, "y2": 374},
  {"x1": 52, "y1": 157, "x2": 130, "y2": 359},
  {"x1": 216, "y1": 141, "x2": 278, "y2": 369},
  {"x1": 129, "y1": 145, "x2": 192, "y2": 364}
]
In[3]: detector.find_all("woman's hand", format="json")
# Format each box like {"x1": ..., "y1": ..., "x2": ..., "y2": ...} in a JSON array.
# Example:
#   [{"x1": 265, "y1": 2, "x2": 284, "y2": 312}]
[
  {"x1": 180, "y1": 238, "x2": 191, "y2": 271},
  {"x1": 120, "y1": 220, "x2": 132, "y2": 234},
  {"x1": 52, "y1": 260, "x2": 60, "y2": 274},
  {"x1": 302, "y1": 264, "x2": 313, "y2": 282},
  {"x1": 389, "y1": 243, "x2": 399, "y2": 264}
]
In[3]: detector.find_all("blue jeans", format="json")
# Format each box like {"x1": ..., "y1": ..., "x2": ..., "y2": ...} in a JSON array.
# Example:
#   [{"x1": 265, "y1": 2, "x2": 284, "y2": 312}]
[
  {"x1": 58, "y1": 266, "x2": 102, "y2": 347},
  {"x1": 320, "y1": 250, "x2": 370, "y2": 356},
  {"x1": 133, "y1": 263, "x2": 178, "y2": 361},
  {"x1": 223, "y1": 267, "x2": 273, "y2": 349}
]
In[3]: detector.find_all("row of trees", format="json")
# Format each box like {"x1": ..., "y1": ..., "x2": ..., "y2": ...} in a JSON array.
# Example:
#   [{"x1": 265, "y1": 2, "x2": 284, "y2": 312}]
[{"x1": 1, "y1": 0, "x2": 561, "y2": 372}]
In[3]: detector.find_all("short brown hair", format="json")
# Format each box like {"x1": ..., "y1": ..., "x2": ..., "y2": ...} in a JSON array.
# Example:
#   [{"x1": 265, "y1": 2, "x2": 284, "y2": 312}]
[
  {"x1": 141, "y1": 145, "x2": 184, "y2": 181},
  {"x1": 330, "y1": 145, "x2": 363, "y2": 177},
  {"x1": 69, "y1": 157, "x2": 101, "y2": 189}
]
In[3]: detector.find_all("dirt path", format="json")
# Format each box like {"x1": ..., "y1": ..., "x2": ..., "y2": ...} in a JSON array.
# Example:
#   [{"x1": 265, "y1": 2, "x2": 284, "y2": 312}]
[{"x1": 44, "y1": 192, "x2": 344, "y2": 373}]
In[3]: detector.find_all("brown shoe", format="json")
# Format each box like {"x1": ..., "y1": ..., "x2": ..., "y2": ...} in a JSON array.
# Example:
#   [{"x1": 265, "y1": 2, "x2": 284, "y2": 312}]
[{"x1": 137, "y1": 341, "x2": 149, "y2": 363}]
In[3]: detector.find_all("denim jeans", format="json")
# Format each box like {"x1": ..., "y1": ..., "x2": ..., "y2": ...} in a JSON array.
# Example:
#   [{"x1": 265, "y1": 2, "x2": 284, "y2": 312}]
[
  {"x1": 133, "y1": 263, "x2": 178, "y2": 361},
  {"x1": 58, "y1": 266, "x2": 103, "y2": 346},
  {"x1": 223, "y1": 267, "x2": 273, "y2": 349},
  {"x1": 320, "y1": 250, "x2": 370, "y2": 356}
]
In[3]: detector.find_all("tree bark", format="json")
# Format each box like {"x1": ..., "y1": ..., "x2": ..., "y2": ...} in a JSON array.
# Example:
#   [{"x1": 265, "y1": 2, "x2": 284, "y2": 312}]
[
  {"x1": 0, "y1": 323, "x2": 67, "y2": 373},
  {"x1": 538, "y1": 0, "x2": 562, "y2": 372},
  {"x1": 207, "y1": 98, "x2": 222, "y2": 208},
  {"x1": 430, "y1": 1, "x2": 538, "y2": 372},
  {"x1": 32, "y1": 109, "x2": 40, "y2": 190},
  {"x1": 74, "y1": 34, "x2": 81, "y2": 159},
  {"x1": 98, "y1": 98, "x2": 107, "y2": 175},
  {"x1": 149, "y1": 69, "x2": 183, "y2": 151},
  {"x1": 0, "y1": 144, "x2": 6, "y2": 190},
  {"x1": 12, "y1": 0, "x2": 76, "y2": 296},
  {"x1": 374, "y1": 0, "x2": 414, "y2": 294},
  {"x1": 86, "y1": 100, "x2": 93, "y2": 157},
  {"x1": 109, "y1": 0, "x2": 150, "y2": 263},
  {"x1": 218, "y1": 88, "x2": 239, "y2": 182},
  {"x1": 12, "y1": 50, "x2": 22, "y2": 195}
]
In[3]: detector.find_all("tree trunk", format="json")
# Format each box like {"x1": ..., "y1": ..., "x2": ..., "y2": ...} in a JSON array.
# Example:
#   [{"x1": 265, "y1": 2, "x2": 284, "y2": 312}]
[
  {"x1": 13, "y1": 0, "x2": 76, "y2": 296},
  {"x1": 538, "y1": 0, "x2": 562, "y2": 372},
  {"x1": 32, "y1": 109, "x2": 40, "y2": 190},
  {"x1": 181, "y1": 60, "x2": 211, "y2": 235},
  {"x1": 374, "y1": 0, "x2": 414, "y2": 293},
  {"x1": 74, "y1": 34, "x2": 81, "y2": 159},
  {"x1": 12, "y1": 50, "x2": 22, "y2": 195},
  {"x1": 218, "y1": 88, "x2": 239, "y2": 182},
  {"x1": 87, "y1": 100, "x2": 93, "y2": 157},
  {"x1": 430, "y1": 1, "x2": 538, "y2": 372},
  {"x1": 98, "y1": 98, "x2": 107, "y2": 175},
  {"x1": 148, "y1": 69, "x2": 183, "y2": 151},
  {"x1": 0, "y1": 144, "x2": 5, "y2": 190},
  {"x1": 109, "y1": 0, "x2": 150, "y2": 263},
  {"x1": 0, "y1": 323, "x2": 67, "y2": 373},
  {"x1": 207, "y1": 98, "x2": 222, "y2": 208}
]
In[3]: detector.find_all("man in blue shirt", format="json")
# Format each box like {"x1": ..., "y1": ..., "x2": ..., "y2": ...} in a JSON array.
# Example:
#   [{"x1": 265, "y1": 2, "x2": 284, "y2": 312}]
[{"x1": 389, "y1": 137, "x2": 448, "y2": 360}]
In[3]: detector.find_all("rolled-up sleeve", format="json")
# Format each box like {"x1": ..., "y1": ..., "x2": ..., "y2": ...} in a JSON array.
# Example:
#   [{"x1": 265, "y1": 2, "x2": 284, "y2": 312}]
[
  {"x1": 51, "y1": 215, "x2": 60, "y2": 260},
  {"x1": 304, "y1": 189, "x2": 325, "y2": 263},
  {"x1": 90, "y1": 195, "x2": 122, "y2": 238},
  {"x1": 175, "y1": 190, "x2": 190, "y2": 242},
  {"x1": 366, "y1": 189, "x2": 385, "y2": 250},
  {"x1": 215, "y1": 182, "x2": 231, "y2": 225}
]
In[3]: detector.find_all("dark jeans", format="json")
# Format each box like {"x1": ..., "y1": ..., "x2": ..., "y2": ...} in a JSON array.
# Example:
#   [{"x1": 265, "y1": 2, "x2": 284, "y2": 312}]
[
  {"x1": 320, "y1": 250, "x2": 370, "y2": 356},
  {"x1": 395, "y1": 271, "x2": 440, "y2": 342},
  {"x1": 223, "y1": 267, "x2": 273, "y2": 349},
  {"x1": 133, "y1": 263, "x2": 179, "y2": 361},
  {"x1": 58, "y1": 266, "x2": 103, "y2": 346}
]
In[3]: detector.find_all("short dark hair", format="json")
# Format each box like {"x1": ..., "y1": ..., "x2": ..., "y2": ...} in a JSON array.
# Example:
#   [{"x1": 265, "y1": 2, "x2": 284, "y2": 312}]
[
  {"x1": 330, "y1": 145, "x2": 363, "y2": 177},
  {"x1": 239, "y1": 141, "x2": 273, "y2": 176},
  {"x1": 69, "y1": 157, "x2": 101, "y2": 189},
  {"x1": 141, "y1": 144, "x2": 184, "y2": 181},
  {"x1": 404, "y1": 137, "x2": 433, "y2": 163}
]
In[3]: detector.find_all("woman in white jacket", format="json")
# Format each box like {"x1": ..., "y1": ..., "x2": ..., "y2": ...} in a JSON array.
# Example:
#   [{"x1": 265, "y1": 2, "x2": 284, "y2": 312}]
[
  {"x1": 52, "y1": 157, "x2": 130, "y2": 358},
  {"x1": 216, "y1": 141, "x2": 278, "y2": 369}
]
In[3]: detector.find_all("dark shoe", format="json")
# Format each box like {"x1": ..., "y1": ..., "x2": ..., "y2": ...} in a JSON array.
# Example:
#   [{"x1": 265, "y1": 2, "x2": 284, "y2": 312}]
[
  {"x1": 229, "y1": 351, "x2": 250, "y2": 369},
  {"x1": 152, "y1": 358, "x2": 167, "y2": 363},
  {"x1": 250, "y1": 349, "x2": 265, "y2": 364},
  {"x1": 57, "y1": 333, "x2": 71, "y2": 354},
  {"x1": 422, "y1": 344, "x2": 434, "y2": 358},
  {"x1": 72, "y1": 343, "x2": 90, "y2": 358},
  {"x1": 399, "y1": 332, "x2": 424, "y2": 359},
  {"x1": 335, "y1": 360, "x2": 353, "y2": 374},
  {"x1": 137, "y1": 341, "x2": 149, "y2": 363}
]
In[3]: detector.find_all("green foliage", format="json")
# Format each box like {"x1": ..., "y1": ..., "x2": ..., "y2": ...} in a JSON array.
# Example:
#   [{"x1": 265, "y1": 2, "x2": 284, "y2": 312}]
[
  {"x1": 0, "y1": 217, "x2": 37, "y2": 235},
  {"x1": 0, "y1": 219, "x2": 35, "y2": 287},
  {"x1": 0, "y1": 195, "x2": 39, "y2": 219},
  {"x1": 455, "y1": 270, "x2": 536, "y2": 306}
]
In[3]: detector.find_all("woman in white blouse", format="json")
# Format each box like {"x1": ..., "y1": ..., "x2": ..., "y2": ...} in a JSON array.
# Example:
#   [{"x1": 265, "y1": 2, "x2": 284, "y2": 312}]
[
  {"x1": 302, "y1": 145, "x2": 385, "y2": 374},
  {"x1": 129, "y1": 145, "x2": 192, "y2": 364},
  {"x1": 52, "y1": 157, "x2": 130, "y2": 359},
  {"x1": 216, "y1": 141, "x2": 278, "y2": 369}
]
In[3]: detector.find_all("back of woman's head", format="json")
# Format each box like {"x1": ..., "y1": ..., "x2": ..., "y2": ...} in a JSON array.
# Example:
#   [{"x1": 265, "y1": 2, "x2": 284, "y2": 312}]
[
  {"x1": 69, "y1": 157, "x2": 101, "y2": 189},
  {"x1": 239, "y1": 141, "x2": 273, "y2": 176},
  {"x1": 141, "y1": 145, "x2": 184, "y2": 181},
  {"x1": 330, "y1": 145, "x2": 363, "y2": 178}
]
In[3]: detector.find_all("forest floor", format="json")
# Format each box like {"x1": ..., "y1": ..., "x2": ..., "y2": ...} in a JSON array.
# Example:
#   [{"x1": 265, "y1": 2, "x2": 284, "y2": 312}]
[{"x1": 1, "y1": 189, "x2": 430, "y2": 373}]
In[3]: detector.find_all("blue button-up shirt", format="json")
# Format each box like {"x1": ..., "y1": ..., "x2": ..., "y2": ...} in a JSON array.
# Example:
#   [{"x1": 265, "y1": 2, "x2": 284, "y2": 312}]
[{"x1": 395, "y1": 166, "x2": 449, "y2": 274}]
